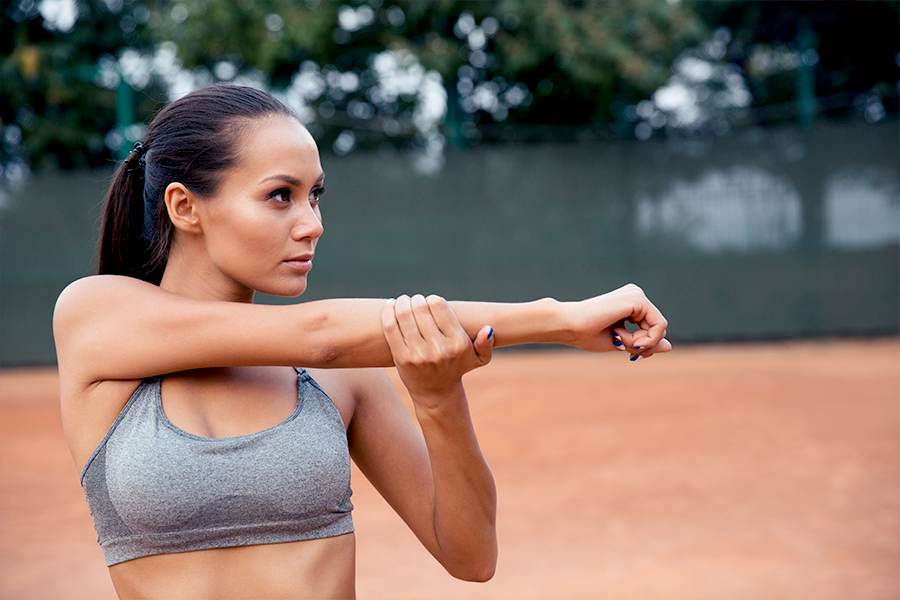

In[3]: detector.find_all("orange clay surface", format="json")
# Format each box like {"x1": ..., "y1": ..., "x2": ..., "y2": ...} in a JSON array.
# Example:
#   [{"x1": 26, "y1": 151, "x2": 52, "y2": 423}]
[{"x1": 1, "y1": 340, "x2": 898, "y2": 600}]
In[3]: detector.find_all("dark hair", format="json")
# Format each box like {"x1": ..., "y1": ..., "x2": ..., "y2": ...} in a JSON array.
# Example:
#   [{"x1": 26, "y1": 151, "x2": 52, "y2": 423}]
[{"x1": 97, "y1": 85, "x2": 296, "y2": 284}]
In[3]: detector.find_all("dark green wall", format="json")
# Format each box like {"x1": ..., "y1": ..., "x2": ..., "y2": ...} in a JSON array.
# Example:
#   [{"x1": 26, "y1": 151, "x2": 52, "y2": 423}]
[{"x1": 2, "y1": 120, "x2": 897, "y2": 366}]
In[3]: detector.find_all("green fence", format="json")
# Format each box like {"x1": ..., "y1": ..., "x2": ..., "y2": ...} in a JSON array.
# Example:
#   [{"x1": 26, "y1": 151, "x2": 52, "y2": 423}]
[{"x1": 1, "y1": 119, "x2": 897, "y2": 366}]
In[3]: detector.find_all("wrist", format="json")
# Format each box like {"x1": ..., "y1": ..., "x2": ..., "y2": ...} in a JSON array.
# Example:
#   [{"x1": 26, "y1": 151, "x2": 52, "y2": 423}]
[
  {"x1": 407, "y1": 379, "x2": 467, "y2": 411},
  {"x1": 410, "y1": 382, "x2": 475, "y2": 428},
  {"x1": 533, "y1": 297, "x2": 575, "y2": 346}
]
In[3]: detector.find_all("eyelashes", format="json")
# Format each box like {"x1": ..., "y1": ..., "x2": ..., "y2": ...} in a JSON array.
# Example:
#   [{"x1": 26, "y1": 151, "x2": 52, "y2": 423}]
[
  {"x1": 267, "y1": 188, "x2": 291, "y2": 203},
  {"x1": 267, "y1": 186, "x2": 325, "y2": 204}
]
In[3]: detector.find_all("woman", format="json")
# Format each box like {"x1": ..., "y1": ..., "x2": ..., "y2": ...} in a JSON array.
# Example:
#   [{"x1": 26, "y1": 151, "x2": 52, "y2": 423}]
[{"x1": 53, "y1": 85, "x2": 670, "y2": 599}]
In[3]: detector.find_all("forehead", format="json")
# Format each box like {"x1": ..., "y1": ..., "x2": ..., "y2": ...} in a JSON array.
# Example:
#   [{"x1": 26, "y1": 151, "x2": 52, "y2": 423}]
[{"x1": 230, "y1": 115, "x2": 322, "y2": 180}]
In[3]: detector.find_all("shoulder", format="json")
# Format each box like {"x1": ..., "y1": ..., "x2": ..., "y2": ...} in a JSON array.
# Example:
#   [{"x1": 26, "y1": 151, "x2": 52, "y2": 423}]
[
  {"x1": 53, "y1": 275, "x2": 158, "y2": 383},
  {"x1": 306, "y1": 367, "x2": 399, "y2": 428},
  {"x1": 54, "y1": 275, "x2": 151, "y2": 329},
  {"x1": 310, "y1": 367, "x2": 396, "y2": 401},
  {"x1": 56, "y1": 275, "x2": 152, "y2": 310}
]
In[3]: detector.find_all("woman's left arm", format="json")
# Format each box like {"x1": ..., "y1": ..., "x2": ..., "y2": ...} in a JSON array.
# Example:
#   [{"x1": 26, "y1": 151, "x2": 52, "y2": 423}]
[{"x1": 346, "y1": 294, "x2": 497, "y2": 582}]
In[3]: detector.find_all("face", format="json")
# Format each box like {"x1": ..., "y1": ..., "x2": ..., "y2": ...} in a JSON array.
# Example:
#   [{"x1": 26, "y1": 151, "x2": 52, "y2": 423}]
[{"x1": 191, "y1": 115, "x2": 325, "y2": 299}]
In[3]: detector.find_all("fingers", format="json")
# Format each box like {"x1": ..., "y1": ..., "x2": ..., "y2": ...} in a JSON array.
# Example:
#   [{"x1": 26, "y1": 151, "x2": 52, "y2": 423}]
[
  {"x1": 609, "y1": 283, "x2": 670, "y2": 362},
  {"x1": 639, "y1": 337, "x2": 672, "y2": 358},
  {"x1": 635, "y1": 316, "x2": 667, "y2": 350},
  {"x1": 382, "y1": 296, "x2": 492, "y2": 397},
  {"x1": 385, "y1": 294, "x2": 440, "y2": 344},
  {"x1": 421, "y1": 294, "x2": 464, "y2": 338},
  {"x1": 385, "y1": 294, "x2": 477, "y2": 357},
  {"x1": 612, "y1": 327, "x2": 672, "y2": 362},
  {"x1": 472, "y1": 325, "x2": 494, "y2": 365},
  {"x1": 628, "y1": 293, "x2": 667, "y2": 349},
  {"x1": 381, "y1": 298, "x2": 405, "y2": 353}
]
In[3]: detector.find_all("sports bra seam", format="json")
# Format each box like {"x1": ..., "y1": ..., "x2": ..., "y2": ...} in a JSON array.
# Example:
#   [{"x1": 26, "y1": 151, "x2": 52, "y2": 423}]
[
  {"x1": 79, "y1": 378, "x2": 155, "y2": 486},
  {"x1": 298, "y1": 369, "x2": 348, "y2": 433},
  {"x1": 100, "y1": 515, "x2": 352, "y2": 545}
]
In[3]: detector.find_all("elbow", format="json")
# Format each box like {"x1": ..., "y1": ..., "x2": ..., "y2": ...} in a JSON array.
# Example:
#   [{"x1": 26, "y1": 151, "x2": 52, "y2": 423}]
[
  {"x1": 299, "y1": 308, "x2": 340, "y2": 367},
  {"x1": 449, "y1": 563, "x2": 496, "y2": 584},
  {"x1": 443, "y1": 547, "x2": 497, "y2": 583},
  {"x1": 459, "y1": 564, "x2": 496, "y2": 583}
]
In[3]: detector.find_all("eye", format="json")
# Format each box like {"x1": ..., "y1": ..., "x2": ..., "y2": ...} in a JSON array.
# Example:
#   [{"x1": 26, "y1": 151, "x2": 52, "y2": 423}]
[
  {"x1": 310, "y1": 186, "x2": 325, "y2": 205},
  {"x1": 267, "y1": 188, "x2": 292, "y2": 204}
]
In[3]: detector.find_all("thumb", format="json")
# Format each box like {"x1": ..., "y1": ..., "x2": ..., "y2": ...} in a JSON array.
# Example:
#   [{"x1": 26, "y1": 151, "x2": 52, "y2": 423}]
[{"x1": 472, "y1": 325, "x2": 494, "y2": 365}]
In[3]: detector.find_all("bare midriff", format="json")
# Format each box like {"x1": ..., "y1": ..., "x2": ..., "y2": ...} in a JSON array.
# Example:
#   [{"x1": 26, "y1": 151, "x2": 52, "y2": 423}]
[{"x1": 108, "y1": 532, "x2": 356, "y2": 600}]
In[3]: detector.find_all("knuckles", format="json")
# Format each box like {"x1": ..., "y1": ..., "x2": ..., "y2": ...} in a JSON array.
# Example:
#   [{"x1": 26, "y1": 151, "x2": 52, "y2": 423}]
[{"x1": 425, "y1": 294, "x2": 448, "y2": 310}]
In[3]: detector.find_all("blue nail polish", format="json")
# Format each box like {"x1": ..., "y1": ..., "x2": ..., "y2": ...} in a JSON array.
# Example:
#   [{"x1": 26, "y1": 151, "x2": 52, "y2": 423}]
[
  {"x1": 613, "y1": 332, "x2": 622, "y2": 341},
  {"x1": 487, "y1": 327, "x2": 494, "y2": 340},
  {"x1": 633, "y1": 346, "x2": 642, "y2": 350},
  {"x1": 630, "y1": 354, "x2": 642, "y2": 362},
  {"x1": 612, "y1": 340, "x2": 624, "y2": 349}
]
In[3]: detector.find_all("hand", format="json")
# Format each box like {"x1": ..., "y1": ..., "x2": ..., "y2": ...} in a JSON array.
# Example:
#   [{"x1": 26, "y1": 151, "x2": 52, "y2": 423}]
[
  {"x1": 381, "y1": 294, "x2": 493, "y2": 402},
  {"x1": 567, "y1": 284, "x2": 672, "y2": 361}
]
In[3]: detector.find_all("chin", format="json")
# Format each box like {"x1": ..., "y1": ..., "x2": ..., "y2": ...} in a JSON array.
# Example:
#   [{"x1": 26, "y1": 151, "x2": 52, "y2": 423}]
[
  {"x1": 247, "y1": 271, "x2": 311, "y2": 299},
  {"x1": 263, "y1": 281, "x2": 309, "y2": 299}
]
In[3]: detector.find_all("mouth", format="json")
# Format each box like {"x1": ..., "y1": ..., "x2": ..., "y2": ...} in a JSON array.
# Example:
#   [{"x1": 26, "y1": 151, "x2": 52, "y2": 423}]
[{"x1": 284, "y1": 254, "x2": 314, "y2": 272}]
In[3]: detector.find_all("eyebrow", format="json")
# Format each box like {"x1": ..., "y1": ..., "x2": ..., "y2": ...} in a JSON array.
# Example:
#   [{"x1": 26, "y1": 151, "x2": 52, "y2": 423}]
[{"x1": 258, "y1": 173, "x2": 325, "y2": 186}]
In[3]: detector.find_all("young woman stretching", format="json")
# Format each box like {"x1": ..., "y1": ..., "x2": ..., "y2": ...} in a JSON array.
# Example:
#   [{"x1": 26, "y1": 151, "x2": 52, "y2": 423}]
[{"x1": 53, "y1": 85, "x2": 670, "y2": 599}]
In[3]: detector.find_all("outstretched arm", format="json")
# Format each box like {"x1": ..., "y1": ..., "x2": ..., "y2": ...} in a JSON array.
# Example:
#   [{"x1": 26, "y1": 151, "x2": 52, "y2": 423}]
[{"x1": 54, "y1": 276, "x2": 669, "y2": 385}]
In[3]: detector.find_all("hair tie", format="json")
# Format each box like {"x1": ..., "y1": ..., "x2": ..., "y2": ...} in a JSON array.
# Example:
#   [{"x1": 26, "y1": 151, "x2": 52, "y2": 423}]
[{"x1": 125, "y1": 142, "x2": 149, "y2": 172}]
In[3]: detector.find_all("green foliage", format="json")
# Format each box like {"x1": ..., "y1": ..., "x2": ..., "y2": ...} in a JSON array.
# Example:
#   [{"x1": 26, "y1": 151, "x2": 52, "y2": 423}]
[{"x1": 1, "y1": 0, "x2": 897, "y2": 175}]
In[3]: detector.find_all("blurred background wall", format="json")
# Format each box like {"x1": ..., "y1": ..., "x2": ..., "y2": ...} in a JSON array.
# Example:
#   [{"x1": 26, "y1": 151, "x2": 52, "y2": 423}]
[{"x1": 2, "y1": 0, "x2": 898, "y2": 366}]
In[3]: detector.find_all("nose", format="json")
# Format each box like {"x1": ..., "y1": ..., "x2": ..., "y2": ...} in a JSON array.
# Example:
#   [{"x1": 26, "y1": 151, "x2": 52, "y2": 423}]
[{"x1": 291, "y1": 201, "x2": 324, "y2": 241}]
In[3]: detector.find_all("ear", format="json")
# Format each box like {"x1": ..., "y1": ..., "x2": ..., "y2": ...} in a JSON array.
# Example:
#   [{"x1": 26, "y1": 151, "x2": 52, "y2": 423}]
[{"x1": 163, "y1": 183, "x2": 202, "y2": 234}]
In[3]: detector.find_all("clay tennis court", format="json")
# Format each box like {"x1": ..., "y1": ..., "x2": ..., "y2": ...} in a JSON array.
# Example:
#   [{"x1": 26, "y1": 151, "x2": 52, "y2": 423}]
[{"x1": 1, "y1": 339, "x2": 898, "y2": 599}]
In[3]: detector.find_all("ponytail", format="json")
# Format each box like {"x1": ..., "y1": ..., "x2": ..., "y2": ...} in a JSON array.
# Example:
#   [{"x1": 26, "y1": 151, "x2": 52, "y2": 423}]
[
  {"x1": 97, "y1": 142, "x2": 166, "y2": 284},
  {"x1": 96, "y1": 85, "x2": 296, "y2": 285}
]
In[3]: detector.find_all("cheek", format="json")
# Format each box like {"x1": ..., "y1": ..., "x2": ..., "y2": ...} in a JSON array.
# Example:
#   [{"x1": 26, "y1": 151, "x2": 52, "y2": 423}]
[{"x1": 207, "y1": 206, "x2": 280, "y2": 255}]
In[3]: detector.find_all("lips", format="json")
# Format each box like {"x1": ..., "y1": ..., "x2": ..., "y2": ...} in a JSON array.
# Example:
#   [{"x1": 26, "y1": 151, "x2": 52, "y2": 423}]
[{"x1": 285, "y1": 254, "x2": 314, "y2": 272}]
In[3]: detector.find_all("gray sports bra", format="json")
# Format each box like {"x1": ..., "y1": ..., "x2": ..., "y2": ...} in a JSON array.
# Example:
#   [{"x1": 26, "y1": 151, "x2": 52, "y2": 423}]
[{"x1": 80, "y1": 368, "x2": 354, "y2": 566}]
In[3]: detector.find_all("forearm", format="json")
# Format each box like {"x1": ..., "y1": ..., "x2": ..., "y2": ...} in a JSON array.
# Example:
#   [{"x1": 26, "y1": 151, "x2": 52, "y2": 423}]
[
  {"x1": 448, "y1": 298, "x2": 567, "y2": 347},
  {"x1": 412, "y1": 386, "x2": 498, "y2": 582}
]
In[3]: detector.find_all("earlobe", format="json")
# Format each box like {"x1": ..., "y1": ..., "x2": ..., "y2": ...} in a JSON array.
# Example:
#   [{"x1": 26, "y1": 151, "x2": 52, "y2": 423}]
[{"x1": 164, "y1": 183, "x2": 202, "y2": 234}]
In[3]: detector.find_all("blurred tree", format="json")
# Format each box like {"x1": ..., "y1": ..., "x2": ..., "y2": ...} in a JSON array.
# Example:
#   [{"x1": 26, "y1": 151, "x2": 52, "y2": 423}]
[
  {"x1": 696, "y1": 1, "x2": 900, "y2": 122},
  {"x1": 1, "y1": 0, "x2": 165, "y2": 173},
  {"x1": 1, "y1": 0, "x2": 897, "y2": 179}
]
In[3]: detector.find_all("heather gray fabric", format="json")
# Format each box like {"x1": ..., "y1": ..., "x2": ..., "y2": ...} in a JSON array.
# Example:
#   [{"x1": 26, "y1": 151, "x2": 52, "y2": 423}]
[{"x1": 80, "y1": 368, "x2": 354, "y2": 566}]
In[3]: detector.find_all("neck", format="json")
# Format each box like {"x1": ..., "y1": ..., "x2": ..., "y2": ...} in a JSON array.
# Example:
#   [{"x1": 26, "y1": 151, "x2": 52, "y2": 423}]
[{"x1": 159, "y1": 242, "x2": 255, "y2": 304}]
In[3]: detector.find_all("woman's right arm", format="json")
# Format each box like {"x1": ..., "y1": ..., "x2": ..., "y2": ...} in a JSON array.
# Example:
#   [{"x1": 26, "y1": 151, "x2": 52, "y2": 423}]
[{"x1": 54, "y1": 276, "x2": 669, "y2": 385}]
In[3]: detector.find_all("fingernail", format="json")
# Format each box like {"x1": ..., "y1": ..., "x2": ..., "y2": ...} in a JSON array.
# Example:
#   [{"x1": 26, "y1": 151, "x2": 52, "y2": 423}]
[
  {"x1": 487, "y1": 327, "x2": 494, "y2": 340},
  {"x1": 386, "y1": 298, "x2": 395, "y2": 303},
  {"x1": 612, "y1": 340, "x2": 626, "y2": 350},
  {"x1": 612, "y1": 332, "x2": 622, "y2": 341},
  {"x1": 630, "y1": 354, "x2": 643, "y2": 362},
  {"x1": 633, "y1": 346, "x2": 642, "y2": 350}
]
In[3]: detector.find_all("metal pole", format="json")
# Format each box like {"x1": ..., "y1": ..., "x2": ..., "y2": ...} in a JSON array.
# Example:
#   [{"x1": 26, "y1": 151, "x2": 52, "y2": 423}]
[{"x1": 116, "y1": 73, "x2": 134, "y2": 160}]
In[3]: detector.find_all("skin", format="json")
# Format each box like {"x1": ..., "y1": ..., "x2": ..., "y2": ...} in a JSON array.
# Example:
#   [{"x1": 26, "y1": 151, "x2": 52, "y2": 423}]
[{"x1": 53, "y1": 114, "x2": 671, "y2": 600}]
